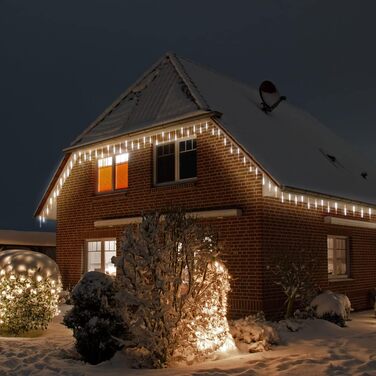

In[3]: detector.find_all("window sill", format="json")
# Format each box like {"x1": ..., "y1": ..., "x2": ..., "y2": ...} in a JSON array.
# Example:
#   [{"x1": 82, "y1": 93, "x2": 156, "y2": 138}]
[
  {"x1": 152, "y1": 178, "x2": 197, "y2": 190},
  {"x1": 328, "y1": 277, "x2": 354, "y2": 282},
  {"x1": 93, "y1": 190, "x2": 128, "y2": 198}
]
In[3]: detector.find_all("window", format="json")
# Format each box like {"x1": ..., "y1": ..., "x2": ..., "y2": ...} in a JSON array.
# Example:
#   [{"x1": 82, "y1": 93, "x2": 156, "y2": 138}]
[
  {"x1": 97, "y1": 153, "x2": 129, "y2": 193},
  {"x1": 155, "y1": 138, "x2": 197, "y2": 184},
  {"x1": 87, "y1": 239, "x2": 117, "y2": 275},
  {"x1": 327, "y1": 235, "x2": 349, "y2": 278}
]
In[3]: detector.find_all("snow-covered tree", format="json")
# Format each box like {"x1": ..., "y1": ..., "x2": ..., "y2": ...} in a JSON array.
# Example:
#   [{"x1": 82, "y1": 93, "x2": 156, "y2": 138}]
[
  {"x1": 64, "y1": 271, "x2": 128, "y2": 364},
  {"x1": 115, "y1": 210, "x2": 234, "y2": 368}
]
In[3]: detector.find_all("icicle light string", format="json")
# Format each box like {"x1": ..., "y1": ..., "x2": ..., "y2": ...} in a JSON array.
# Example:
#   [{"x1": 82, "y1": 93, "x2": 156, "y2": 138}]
[{"x1": 39, "y1": 121, "x2": 375, "y2": 224}]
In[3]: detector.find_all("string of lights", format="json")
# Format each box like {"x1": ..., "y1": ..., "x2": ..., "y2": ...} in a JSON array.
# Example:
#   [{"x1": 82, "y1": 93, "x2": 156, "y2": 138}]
[{"x1": 38, "y1": 120, "x2": 374, "y2": 224}]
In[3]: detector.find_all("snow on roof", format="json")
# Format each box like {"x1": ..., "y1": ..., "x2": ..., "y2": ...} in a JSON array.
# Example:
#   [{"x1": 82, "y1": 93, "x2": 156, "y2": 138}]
[
  {"x1": 66, "y1": 53, "x2": 376, "y2": 206},
  {"x1": 177, "y1": 56, "x2": 376, "y2": 205},
  {"x1": 0, "y1": 230, "x2": 56, "y2": 247}
]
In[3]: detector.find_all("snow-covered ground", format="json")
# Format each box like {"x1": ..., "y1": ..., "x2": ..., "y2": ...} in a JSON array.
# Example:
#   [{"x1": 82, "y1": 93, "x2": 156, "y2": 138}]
[{"x1": 0, "y1": 306, "x2": 375, "y2": 376}]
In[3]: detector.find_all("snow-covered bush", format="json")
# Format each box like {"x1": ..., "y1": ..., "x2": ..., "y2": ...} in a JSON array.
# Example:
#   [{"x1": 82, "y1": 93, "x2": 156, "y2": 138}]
[
  {"x1": 64, "y1": 271, "x2": 128, "y2": 364},
  {"x1": 270, "y1": 251, "x2": 316, "y2": 318},
  {"x1": 229, "y1": 314, "x2": 279, "y2": 352},
  {"x1": 310, "y1": 290, "x2": 352, "y2": 327},
  {"x1": 115, "y1": 210, "x2": 235, "y2": 368},
  {"x1": 0, "y1": 250, "x2": 62, "y2": 335}
]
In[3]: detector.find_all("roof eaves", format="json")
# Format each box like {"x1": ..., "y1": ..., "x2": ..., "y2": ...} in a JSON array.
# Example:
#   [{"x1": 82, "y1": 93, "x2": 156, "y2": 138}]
[
  {"x1": 63, "y1": 110, "x2": 213, "y2": 152},
  {"x1": 34, "y1": 154, "x2": 71, "y2": 218},
  {"x1": 282, "y1": 185, "x2": 376, "y2": 209}
]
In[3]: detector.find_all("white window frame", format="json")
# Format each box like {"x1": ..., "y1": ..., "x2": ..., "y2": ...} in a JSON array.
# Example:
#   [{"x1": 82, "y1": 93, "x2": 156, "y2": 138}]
[
  {"x1": 153, "y1": 136, "x2": 197, "y2": 186},
  {"x1": 85, "y1": 238, "x2": 117, "y2": 275},
  {"x1": 97, "y1": 153, "x2": 129, "y2": 193},
  {"x1": 327, "y1": 235, "x2": 350, "y2": 279}
]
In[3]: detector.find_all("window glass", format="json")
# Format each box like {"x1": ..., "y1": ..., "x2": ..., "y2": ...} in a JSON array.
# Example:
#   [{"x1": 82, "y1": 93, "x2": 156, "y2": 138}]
[
  {"x1": 87, "y1": 241, "x2": 102, "y2": 272},
  {"x1": 156, "y1": 143, "x2": 175, "y2": 183},
  {"x1": 327, "y1": 235, "x2": 348, "y2": 278},
  {"x1": 87, "y1": 239, "x2": 116, "y2": 275},
  {"x1": 104, "y1": 240, "x2": 117, "y2": 275},
  {"x1": 98, "y1": 157, "x2": 113, "y2": 192},
  {"x1": 115, "y1": 153, "x2": 129, "y2": 190},
  {"x1": 179, "y1": 139, "x2": 197, "y2": 180}
]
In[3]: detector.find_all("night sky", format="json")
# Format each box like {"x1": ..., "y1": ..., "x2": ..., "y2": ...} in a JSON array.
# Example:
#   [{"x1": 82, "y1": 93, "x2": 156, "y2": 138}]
[{"x1": 1, "y1": 0, "x2": 376, "y2": 231}]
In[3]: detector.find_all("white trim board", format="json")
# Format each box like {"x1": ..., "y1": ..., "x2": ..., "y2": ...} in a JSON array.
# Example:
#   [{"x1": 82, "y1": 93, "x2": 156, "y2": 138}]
[
  {"x1": 324, "y1": 216, "x2": 376, "y2": 229},
  {"x1": 94, "y1": 208, "x2": 242, "y2": 228}
]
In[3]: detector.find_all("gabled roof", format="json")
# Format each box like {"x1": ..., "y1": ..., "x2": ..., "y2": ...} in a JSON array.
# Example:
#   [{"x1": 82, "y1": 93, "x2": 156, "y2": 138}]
[{"x1": 68, "y1": 52, "x2": 376, "y2": 206}]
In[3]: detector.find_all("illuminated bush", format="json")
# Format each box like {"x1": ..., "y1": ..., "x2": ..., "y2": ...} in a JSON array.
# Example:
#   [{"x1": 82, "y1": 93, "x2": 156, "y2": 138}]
[
  {"x1": 0, "y1": 250, "x2": 62, "y2": 335},
  {"x1": 116, "y1": 210, "x2": 235, "y2": 368}
]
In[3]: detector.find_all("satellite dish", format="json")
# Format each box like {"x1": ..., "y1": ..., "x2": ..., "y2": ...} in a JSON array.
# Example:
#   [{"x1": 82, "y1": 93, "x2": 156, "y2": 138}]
[{"x1": 259, "y1": 80, "x2": 286, "y2": 113}]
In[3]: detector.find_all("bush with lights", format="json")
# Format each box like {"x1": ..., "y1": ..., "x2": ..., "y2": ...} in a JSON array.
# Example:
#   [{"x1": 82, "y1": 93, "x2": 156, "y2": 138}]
[
  {"x1": 115, "y1": 209, "x2": 235, "y2": 368},
  {"x1": 0, "y1": 250, "x2": 62, "y2": 335}
]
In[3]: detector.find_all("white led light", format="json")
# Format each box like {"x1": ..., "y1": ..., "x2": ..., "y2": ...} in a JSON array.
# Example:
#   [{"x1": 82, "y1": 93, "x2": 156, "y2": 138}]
[
  {"x1": 115, "y1": 153, "x2": 129, "y2": 164},
  {"x1": 98, "y1": 157, "x2": 112, "y2": 167}
]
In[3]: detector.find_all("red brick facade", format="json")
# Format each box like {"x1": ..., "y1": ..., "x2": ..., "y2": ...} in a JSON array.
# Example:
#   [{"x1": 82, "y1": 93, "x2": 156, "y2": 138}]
[{"x1": 55, "y1": 118, "x2": 376, "y2": 318}]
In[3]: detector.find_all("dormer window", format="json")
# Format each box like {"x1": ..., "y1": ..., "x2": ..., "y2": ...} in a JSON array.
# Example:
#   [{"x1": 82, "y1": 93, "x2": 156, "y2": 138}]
[
  {"x1": 97, "y1": 153, "x2": 129, "y2": 193},
  {"x1": 155, "y1": 138, "x2": 197, "y2": 185}
]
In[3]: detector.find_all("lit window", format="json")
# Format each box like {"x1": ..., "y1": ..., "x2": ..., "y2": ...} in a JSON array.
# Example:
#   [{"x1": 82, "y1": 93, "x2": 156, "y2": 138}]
[
  {"x1": 327, "y1": 235, "x2": 349, "y2": 278},
  {"x1": 98, "y1": 157, "x2": 113, "y2": 192},
  {"x1": 97, "y1": 153, "x2": 129, "y2": 193},
  {"x1": 87, "y1": 241, "x2": 102, "y2": 272},
  {"x1": 115, "y1": 153, "x2": 129, "y2": 190},
  {"x1": 87, "y1": 239, "x2": 116, "y2": 275},
  {"x1": 155, "y1": 138, "x2": 196, "y2": 184}
]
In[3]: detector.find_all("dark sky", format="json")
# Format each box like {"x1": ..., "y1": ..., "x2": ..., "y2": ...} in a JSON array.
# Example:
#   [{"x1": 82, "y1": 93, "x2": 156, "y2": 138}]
[{"x1": 1, "y1": 0, "x2": 376, "y2": 231}]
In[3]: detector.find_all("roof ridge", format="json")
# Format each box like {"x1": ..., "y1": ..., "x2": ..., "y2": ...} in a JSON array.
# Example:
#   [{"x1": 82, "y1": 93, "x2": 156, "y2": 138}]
[
  {"x1": 167, "y1": 52, "x2": 210, "y2": 111},
  {"x1": 174, "y1": 54, "x2": 260, "y2": 95}
]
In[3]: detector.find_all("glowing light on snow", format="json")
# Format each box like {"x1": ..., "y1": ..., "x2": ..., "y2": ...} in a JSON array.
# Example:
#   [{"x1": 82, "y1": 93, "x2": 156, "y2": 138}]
[{"x1": 193, "y1": 261, "x2": 236, "y2": 354}]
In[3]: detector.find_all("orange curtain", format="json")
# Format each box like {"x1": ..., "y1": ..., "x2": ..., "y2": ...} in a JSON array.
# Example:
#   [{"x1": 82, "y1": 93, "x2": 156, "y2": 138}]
[
  {"x1": 116, "y1": 163, "x2": 128, "y2": 190},
  {"x1": 98, "y1": 166, "x2": 113, "y2": 192}
]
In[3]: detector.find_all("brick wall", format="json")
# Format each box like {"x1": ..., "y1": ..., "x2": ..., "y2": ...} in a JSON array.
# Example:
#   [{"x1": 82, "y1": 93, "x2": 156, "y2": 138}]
[
  {"x1": 261, "y1": 197, "x2": 376, "y2": 316},
  {"x1": 56, "y1": 118, "x2": 376, "y2": 318},
  {"x1": 56, "y1": 120, "x2": 264, "y2": 317}
]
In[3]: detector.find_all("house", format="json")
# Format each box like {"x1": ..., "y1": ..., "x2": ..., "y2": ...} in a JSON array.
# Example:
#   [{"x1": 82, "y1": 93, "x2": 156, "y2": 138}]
[
  {"x1": 35, "y1": 53, "x2": 376, "y2": 316},
  {"x1": 0, "y1": 230, "x2": 56, "y2": 260}
]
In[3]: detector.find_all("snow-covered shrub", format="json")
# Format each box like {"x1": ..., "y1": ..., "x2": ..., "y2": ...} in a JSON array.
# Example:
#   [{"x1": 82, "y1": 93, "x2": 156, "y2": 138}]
[
  {"x1": 0, "y1": 249, "x2": 62, "y2": 335},
  {"x1": 310, "y1": 290, "x2": 352, "y2": 327},
  {"x1": 229, "y1": 314, "x2": 279, "y2": 353},
  {"x1": 270, "y1": 251, "x2": 317, "y2": 318},
  {"x1": 64, "y1": 271, "x2": 128, "y2": 364},
  {"x1": 115, "y1": 210, "x2": 235, "y2": 368}
]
